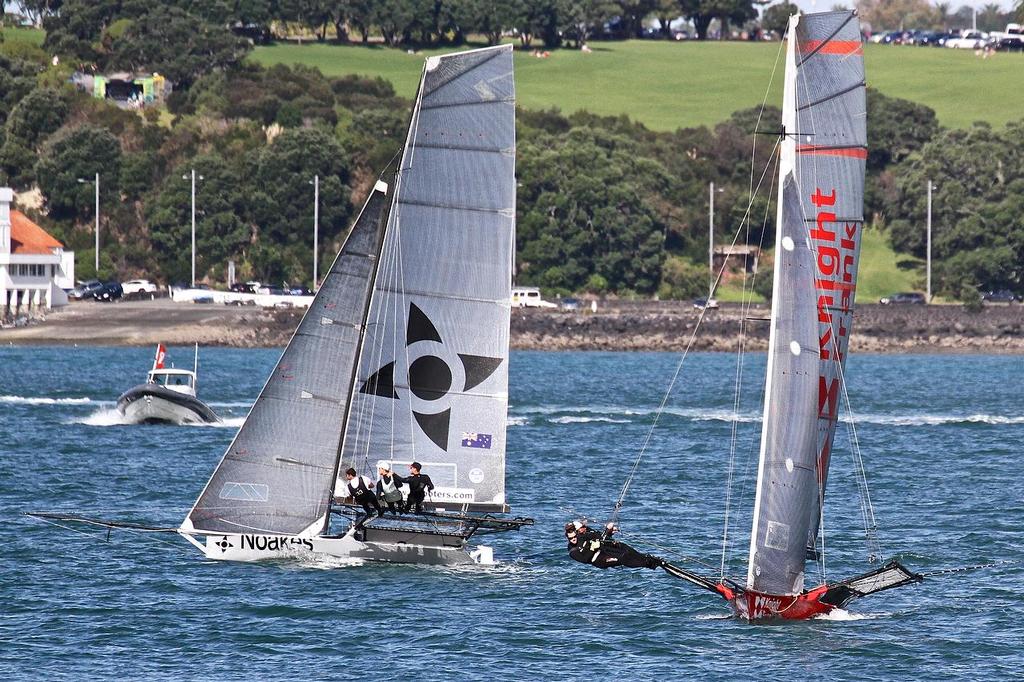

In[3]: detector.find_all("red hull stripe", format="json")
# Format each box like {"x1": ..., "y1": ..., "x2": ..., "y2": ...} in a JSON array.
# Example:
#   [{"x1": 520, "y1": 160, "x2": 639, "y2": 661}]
[
  {"x1": 797, "y1": 145, "x2": 868, "y2": 159},
  {"x1": 801, "y1": 40, "x2": 863, "y2": 56}
]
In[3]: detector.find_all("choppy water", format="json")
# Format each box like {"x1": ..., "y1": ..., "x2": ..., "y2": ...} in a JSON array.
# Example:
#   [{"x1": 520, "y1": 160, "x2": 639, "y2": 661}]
[{"x1": 2, "y1": 346, "x2": 1022, "y2": 679}]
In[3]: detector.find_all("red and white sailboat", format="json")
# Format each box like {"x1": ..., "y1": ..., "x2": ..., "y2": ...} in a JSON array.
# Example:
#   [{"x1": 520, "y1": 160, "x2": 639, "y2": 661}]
[{"x1": 612, "y1": 10, "x2": 922, "y2": 621}]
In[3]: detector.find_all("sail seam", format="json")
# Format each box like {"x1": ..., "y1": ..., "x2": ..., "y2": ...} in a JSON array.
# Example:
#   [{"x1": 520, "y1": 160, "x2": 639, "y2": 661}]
[
  {"x1": 397, "y1": 198, "x2": 511, "y2": 216},
  {"x1": 413, "y1": 143, "x2": 510, "y2": 155},
  {"x1": 374, "y1": 284, "x2": 507, "y2": 306},
  {"x1": 796, "y1": 12, "x2": 856, "y2": 66},
  {"x1": 798, "y1": 81, "x2": 865, "y2": 111},
  {"x1": 419, "y1": 97, "x2": 514, "y2": 111}
]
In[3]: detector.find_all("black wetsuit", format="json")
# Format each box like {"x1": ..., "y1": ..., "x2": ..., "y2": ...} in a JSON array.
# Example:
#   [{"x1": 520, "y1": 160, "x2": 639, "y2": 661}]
[
  {"x1": 398, "y1": 472, "x2": 434, "y2": 513},
  {"x1": 567, "y1": 528, "x2": 662, "y2": 570},
  {"x1": 345, "y1": 476, "x2": 382, "y2": 524}
]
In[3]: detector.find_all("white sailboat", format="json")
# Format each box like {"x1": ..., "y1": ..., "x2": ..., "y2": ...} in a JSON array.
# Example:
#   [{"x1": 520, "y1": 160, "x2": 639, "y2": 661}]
[
  {"x1": 174, "y1": 44, "x2": 531, "y2": 565},
  {"x1": 601, "y1": 11, "x2": 922, "y2": 620}
]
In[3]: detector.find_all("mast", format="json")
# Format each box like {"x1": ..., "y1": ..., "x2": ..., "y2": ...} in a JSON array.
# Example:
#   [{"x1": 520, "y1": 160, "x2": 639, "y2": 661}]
[{"x1": 746, "y1": 10, "x2": 867, "y2": 595}]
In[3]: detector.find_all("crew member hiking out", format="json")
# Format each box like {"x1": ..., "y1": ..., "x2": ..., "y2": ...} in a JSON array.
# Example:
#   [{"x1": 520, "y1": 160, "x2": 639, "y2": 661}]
[
  {"x1": 342, "y1": 468, "x2": 382, "y2": 526},
  {"x1": 564, "y1": 520, "x2": 664, "y2": 570},
  {"x1": 375, "y1": 461, "x2": 404, "y2": 515},
  {"x1": 401, "y1": 461, "x2": 434, "y2": 513}
]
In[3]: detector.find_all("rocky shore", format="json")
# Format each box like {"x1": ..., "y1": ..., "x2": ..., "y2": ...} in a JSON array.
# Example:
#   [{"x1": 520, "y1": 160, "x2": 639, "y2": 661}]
[{"x1": 3, "y1": 299, "x2": 1023, "y2": 353}]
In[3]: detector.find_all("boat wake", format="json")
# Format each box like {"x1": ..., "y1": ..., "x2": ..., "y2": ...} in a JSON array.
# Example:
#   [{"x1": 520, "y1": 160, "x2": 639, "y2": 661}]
[
  {"x1": 1, "y1": 395, "x2": 95, "y2": 405},
  {"x1": 505, "y1": 405, "x2": 1024, "y2": 428},
  {"x1": 814, "y1": 608, "x2": 888, "y2": 622},
  {"x1": 70, "y1": 408, "x2": 245, "y2": 428}
]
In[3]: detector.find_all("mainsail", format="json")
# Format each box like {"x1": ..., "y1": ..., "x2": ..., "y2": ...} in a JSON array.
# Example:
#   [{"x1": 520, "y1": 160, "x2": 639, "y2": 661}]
[
  {"x1": 747, "y1": 11, "x2": 866, "y2": 595},
  {"x1": 182, "y1": 180, "x2": 392, "y2": 536},
  {"x1": 341, "y1": 45, "x2": 516, "y2": 511}
]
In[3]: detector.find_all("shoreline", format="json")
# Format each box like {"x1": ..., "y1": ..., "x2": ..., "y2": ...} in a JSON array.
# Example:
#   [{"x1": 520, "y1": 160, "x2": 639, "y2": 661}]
[{"x1": 3, "y1": 299, "x2": 1023, "y2": 353}]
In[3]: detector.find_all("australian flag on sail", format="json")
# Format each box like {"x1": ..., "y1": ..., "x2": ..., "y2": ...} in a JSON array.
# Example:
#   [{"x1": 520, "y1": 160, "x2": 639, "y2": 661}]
[{"x1": 461, "y1": 432, "x2": 492, "y2": 449}]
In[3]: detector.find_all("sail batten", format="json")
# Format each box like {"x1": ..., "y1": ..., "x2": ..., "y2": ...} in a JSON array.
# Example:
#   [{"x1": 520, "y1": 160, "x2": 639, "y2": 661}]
[{"x1": 748, "y1": 11, "x2": 866, "y2": 595}]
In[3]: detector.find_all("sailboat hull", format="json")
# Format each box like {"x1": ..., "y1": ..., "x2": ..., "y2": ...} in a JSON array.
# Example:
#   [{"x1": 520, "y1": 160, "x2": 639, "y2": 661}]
[
  {"x1": 730, "y1": 585, "x2": 834, "y2": 622},
  {"x1": 192, "y1": 530, "x2": 490, "y2": 566}
]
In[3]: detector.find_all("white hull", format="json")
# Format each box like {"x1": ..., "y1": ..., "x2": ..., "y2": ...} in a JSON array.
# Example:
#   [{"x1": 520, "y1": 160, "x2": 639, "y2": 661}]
[
  {"x1": 186, "y1": 528, "x2": 493, "y2": 566},
  {"x1": 119, "y1": 395, "x2": 210, "y2": 425}
]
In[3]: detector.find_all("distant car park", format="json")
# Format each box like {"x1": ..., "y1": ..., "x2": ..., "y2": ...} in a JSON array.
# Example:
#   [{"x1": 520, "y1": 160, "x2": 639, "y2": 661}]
[
  {"x1": 880, "y1": 292, "x2": 926, "y2": 305},
  {"x1": 981, "y1": 290, "x2": 1018, "y2": 303}
]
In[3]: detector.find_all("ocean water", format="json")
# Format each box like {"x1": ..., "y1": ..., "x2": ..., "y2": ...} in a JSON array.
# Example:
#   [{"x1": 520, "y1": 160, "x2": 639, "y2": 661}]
[{"x1": 1, "y1": 346, "x2": 1022, "y2": 680}]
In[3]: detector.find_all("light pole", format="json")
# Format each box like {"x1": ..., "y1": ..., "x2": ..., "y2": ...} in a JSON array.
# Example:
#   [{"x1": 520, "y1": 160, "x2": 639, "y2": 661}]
[
  {"x1": 708, "y1": 182, "x2": 724, "y2": 300},
  {"x1": 182, "y1": 169, "x2": 203, "y2": 288},
  {"x1": 309, "y1": 174, "x2": 319, "y2": 289},
  {"x1": 926, "y1": 179, "x2": 933, "y2": 303},
  {"x1": 76, "y1": 173, "x2": 99, "y2": 275}
]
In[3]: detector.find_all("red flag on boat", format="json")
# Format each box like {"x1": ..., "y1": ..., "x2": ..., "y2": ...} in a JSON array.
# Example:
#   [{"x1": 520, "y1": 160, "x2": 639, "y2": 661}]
[{"x1": 153, "y1": 344, "x2": 166, "y2": 370}]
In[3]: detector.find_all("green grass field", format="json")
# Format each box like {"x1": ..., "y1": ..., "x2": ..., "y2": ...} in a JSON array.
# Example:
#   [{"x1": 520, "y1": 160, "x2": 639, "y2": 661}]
[{"x1": 252, "y1": 40, "x2": 1024, "y2": 131}]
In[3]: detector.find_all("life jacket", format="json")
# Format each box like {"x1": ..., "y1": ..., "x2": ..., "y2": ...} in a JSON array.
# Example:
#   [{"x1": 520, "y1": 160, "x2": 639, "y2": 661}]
[
  {"x1": 347, "y1": 476, "x2": 371, "y2": 498},
  {"x1": 379, "y1": 474, "x2": 403, "y2": 503}
]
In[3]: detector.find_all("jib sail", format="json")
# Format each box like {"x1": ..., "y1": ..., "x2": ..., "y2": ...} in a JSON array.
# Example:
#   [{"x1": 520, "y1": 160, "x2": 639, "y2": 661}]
[{"x1": 182, "y1": 181, "x2": 392, "y2": 536}]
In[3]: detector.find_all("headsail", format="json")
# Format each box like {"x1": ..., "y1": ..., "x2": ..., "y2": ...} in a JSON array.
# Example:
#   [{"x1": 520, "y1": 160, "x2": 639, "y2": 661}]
[
  {"x1": 341, "y1": 45, "x2": 516, "y2": 512},
  {"x1": 182, "y1": 180, "x2": 392, "y2": 536},
  {"x1": 747, "y1": 11, "x2": 866, "y2": 595}
]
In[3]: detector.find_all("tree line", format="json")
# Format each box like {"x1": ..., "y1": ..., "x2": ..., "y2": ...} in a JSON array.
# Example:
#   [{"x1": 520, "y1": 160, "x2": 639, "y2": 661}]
[{"x1": 1, "y1": 3, "x2": 1022, "y2": 301}]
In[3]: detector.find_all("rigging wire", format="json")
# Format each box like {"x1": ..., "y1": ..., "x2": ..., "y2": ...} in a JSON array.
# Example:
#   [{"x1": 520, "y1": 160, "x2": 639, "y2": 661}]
[{"x1": 609, "y1": 135, "x2": 783, "y2": 527}]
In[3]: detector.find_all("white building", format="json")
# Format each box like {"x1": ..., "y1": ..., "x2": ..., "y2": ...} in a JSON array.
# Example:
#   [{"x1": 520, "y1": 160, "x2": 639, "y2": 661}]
[{"x1": 0, "y1": 187, "x2": 75, "y2": 318}]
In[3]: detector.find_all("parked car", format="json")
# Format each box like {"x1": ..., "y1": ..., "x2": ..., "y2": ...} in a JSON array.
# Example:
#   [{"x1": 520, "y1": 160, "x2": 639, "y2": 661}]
[
  {"x1": 693, "y1": 297, "x2": 720, "y2": 310},
  {"x1": 287, "y1": 286, "x2": 312, "y2": 296},
  {"x1": 946, "y1": 31, "x2": 989, "y2": 49},
  {"x1": 92, "y1": 281, "x2": 123, "y2": 302},
  {"x1": 122, "y1": 279, "x2": 158, "y2": 299},
  {"x1": 996, "y1": 36, "x2": 1024, "y2": 52},
  {"x1": 981, "y1": 290, "x2": 1018, "y2": 303},
  {"x1": 229, "y1": 282, "x2": 253, "y2": 293},
  {"x1": 879, "y1": 292, "x2": 925, "y2": 305},
  {"x1": 69, "y1": 279, "x2": 103, "y2": 300},
  {"x1": 225, "y1": 298, "x2": 256, "y2": 306},
  {"x1": 193, "y1": 295, "x2": 215, "y2": 304},
  {"x1": 511, "y1": 286, "x2": 557, "y2": 308},
  {"x1": 560, "y1": 297, "x2": 581, "y2": 311}
]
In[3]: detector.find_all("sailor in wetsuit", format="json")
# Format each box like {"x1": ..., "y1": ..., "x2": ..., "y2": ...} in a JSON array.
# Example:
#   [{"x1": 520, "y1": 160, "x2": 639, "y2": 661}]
[
  {"x1": 564, "y1": 520, "x2": 663, "y2": 570},
  {"x1": 375, "y1": 461, "x2": 404, "y2": 515},
  {"x1": 399, "y1": 461, "x2": 434, "y2": 513}
]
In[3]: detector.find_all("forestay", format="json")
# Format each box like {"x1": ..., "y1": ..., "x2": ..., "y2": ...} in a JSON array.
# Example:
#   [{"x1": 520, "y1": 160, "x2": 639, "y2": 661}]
[
  {"x1": 747, "y1": 10, "x2": 866, "y2": 595},
  {"x1": 182, "y1": 181, "x2": 392, "y2": 536},
  {"x1": 342, "y1": 45, "x2": 516, "y2": 512}
]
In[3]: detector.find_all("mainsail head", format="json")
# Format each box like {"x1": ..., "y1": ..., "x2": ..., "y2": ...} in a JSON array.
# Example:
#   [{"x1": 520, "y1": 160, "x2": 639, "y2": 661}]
[
  {"x1": 747, "y1": 10, "x2": 866, "y2": 595},
  {"x1": 182, "y1": 180, "x2": 392, "y2": 536},
  {"x1": 341, "y1": 45, "x2": 516, "y2": 512}
]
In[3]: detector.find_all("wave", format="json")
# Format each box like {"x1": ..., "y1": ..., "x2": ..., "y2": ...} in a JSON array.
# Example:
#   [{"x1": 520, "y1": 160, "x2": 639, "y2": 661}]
[
  {"x1": 508, "y1": 404, "x2": 1024, "y2": 428},
  {"x1": 0, "y1": 395, "x2": 95, "y2": 405},
  {"x1": 550, "y1": 415, "x2": 632, "y2": 424},
  {"x1": 71, "y1": 408, "x2": 245, "y2": 428}
]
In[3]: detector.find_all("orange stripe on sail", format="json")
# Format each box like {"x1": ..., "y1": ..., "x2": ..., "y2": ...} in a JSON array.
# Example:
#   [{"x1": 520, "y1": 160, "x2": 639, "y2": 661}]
[
  {"x1": 797, "y1": 145, "x2": 868, "y2": 159},
  {"x1": 815, "y1": 279, "x2": 857, "y2": 293},
  {"x1": 801, "y1": 40, "x2": 863, "y2": 56}
]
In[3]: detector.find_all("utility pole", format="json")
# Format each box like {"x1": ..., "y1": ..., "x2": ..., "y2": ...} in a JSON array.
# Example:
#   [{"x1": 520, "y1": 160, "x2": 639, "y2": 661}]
[
  {"x1": 183, "y1": 169, "x2": 203, "y2": 288},
  {"x1": 76, "y1": 174, "x2": 100, "y2": 274},
  {"x1": 311, "y1": 174, "x2": 320, "y2": 289},
  {"x1": 926, "y1": 179, "x2": 932, "y2": 303},
  {"x1": 709, "y1": 181, "x2": 715, "y2": 299}
]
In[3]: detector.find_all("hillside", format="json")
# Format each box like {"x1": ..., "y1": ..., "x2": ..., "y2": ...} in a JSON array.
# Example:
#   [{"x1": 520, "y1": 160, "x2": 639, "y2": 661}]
[{"x1": 251, "y1": 40, "x2": 1024, "y2": 131}]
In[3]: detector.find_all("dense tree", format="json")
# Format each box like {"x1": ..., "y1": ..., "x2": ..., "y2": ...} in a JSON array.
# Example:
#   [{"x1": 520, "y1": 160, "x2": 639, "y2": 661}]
[
  {"x1": 35, "y1": 125, "x2": 122, "y2": 221},
  {"x1": 884, "y1": 122, "x2": 1024, "y2": 297},
  {"x1": 558, "y1": 0, "x2": 621, "y2": 47},
  {"x1": 452, "y1": 0, "x2": 523, "y2": 45},
  {"x1": 679, "y1": 0, "x2": 757, "y2": 39},
  {"x1": 761, "y1": 1, "x2": 797, "y2": 35},
  {"x1": 856, "y1": 0, "x2": 936, "y2": 31}
]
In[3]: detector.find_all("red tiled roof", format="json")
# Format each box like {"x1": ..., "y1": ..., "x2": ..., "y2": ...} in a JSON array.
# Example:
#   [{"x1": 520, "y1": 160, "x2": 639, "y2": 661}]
[{"x1": 10, "y1": 210, "x2": 63, "y2": 255}]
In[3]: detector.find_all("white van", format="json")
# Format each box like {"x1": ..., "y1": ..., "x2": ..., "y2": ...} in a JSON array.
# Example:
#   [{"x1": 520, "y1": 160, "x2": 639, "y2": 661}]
[{"x1": 511, "y1": 286, "x2": 557, "y2": 308}]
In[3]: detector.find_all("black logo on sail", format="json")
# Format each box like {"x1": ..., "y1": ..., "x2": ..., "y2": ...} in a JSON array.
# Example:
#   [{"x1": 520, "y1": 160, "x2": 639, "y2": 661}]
[{"x1": 360, "y1": 302, "x2": 501, "y2": 451}]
